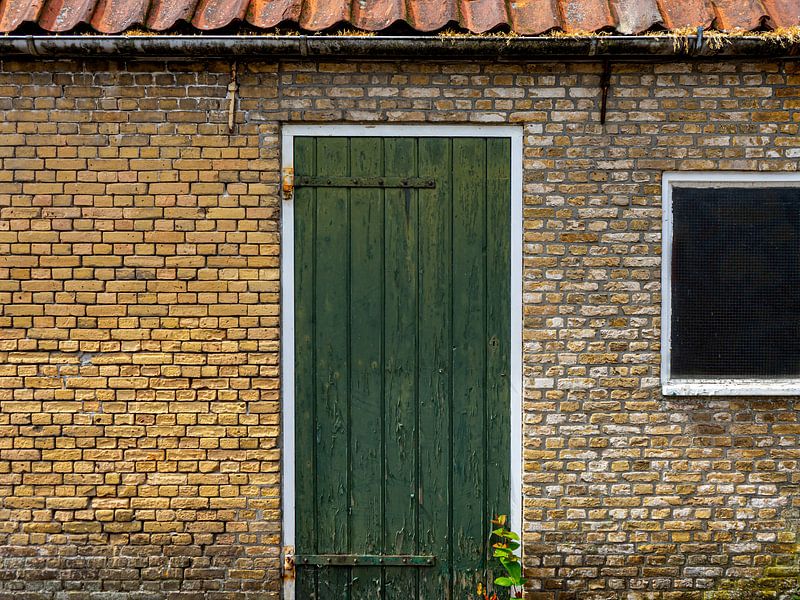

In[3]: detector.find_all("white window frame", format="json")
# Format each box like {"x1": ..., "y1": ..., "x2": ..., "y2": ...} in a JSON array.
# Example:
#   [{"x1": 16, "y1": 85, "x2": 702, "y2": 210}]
[
  {"x1": 662, "y1": 171, "x2": 800, "y2": 396},
  {"x1": 280, "y1": 124, "x2": 524, "y2": 600}
]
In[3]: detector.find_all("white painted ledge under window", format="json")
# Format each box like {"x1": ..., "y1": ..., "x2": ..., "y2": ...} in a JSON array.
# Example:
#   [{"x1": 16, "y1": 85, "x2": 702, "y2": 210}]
[{"x1": 663, "y1": 379, "x2": 800, "y2": 396}]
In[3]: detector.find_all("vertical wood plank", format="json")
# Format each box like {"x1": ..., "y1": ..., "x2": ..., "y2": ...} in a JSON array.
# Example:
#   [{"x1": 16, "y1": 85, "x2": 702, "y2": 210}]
[
  {"x1": 451, "y1": 137, "x2": 488, "y2": 598},
  {"x1": 313, "y1": 136, "x2": 352, "y2": 599},
  {"x1": 348, "y1": 137, "x2": 385, "y2": 600},
  {"x1": 382, "y1": 137, "x2": 419, "y2": 600},
  {"x1": 416, "y1": 137, "x2": 454, "y2": 599},
  {"x1": 294, "y1": 136, "x2": 319, "y2": 599},
  {"x1": 486, "y1": 138, "x2": 512, "y2": 585}
]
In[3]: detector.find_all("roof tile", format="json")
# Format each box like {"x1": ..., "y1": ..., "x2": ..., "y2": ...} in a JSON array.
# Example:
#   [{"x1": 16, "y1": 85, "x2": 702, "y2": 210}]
[
  {"x1": 246, "y1": 0, "x2": 301, "y2": 29},
  {"x1": 145, "y1": 0, "x2": 199, "y2": 31},
  {"x1": 508, "y1": 0, "x2": 561, "y2": 35},
  {"x1": 38, "y1": 0, "x2": 94, "y2": 31},
  {"x1": 711, "y1": 0, "x2": 768, "y2": 30},
  {"x1": 351, "y1": 0, "x2": 404, "y2": 30},
  {"x1": 407, "y1": 0, "x2": 457, "y2": 32},
  {"x1": 655, "y1": 0, "x2": 714, "y2": 29},
  {"x1": 0, "y1": 0, "x2": 797, "y2": 35},
  {"x1": 610, "y1": 0, "x2": 662, "y2": 34},
  {"x1": 193, "y1": 0, "x2": 248, "y2": 30},
  {"x1": 458, "y1": 0, "x2": 509, "y2": 34},
  {"x1": 762, "y1": 0, "x2": 800, "y2": 28},
  {"x1": 90, "y1": 0, "x2": 147, "y2": 33},
  {"x1": 298, "y1": 0, "x2": 350, "y2": 31},
  {"x1": 0, "y1": 0, "x2": 45, "y2": 31},
  {"x1": 558, "y1": 0, "x2": 615, "y2": 32}
]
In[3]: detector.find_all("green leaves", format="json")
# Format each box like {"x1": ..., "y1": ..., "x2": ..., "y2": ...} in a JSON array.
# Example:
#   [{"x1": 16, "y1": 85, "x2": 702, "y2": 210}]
[{"x1": 488, "y1": 514, "x2": 526, "y2": 596}]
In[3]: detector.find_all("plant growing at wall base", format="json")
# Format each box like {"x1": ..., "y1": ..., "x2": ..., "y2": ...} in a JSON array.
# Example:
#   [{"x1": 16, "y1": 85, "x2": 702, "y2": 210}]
[{"x1": 477, "y1": 515, "x2": 526, "y2": 599}]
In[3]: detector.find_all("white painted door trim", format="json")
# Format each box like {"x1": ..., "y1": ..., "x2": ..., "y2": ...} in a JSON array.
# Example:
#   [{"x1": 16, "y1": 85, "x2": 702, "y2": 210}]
[{"x1": 280, "y1": 124, "x2": 524, "y2": 600}]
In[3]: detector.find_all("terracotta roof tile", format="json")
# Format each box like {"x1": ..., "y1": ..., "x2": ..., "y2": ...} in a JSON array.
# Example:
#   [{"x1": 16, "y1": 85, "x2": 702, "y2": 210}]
[
  {"x1": 0, "y1": 0, "x2": 796, "y2": 35},
  {"x1": 609, "y1": 0, "x2": 662, "y2": 35},
  {"x1": 558, "y1": 0, "x2": 615, "y2": 32},
  {"x1": 351, "y1": 0, "x2": 404, "y2": 30},
  {"x1": 508, "y1": 0, "x2": 561, "y2": 35},
  {"x1": 407, "y1": 0, "x2": 457, "y2": 32},
  {"x1": 90, "y1": 0, "x2": 147, "y2": 33},
  {"x1": 762, "y1": 0, "x2": 800, "y2": 28},
  {"x1": 145, "y1": 0, "x2": 198, "y2": 31},
  {"x1": 710, "y1": 0, "x2": 768, "y2": 30},
  {"x1": 0, "y1": 0, "x2": 45, "y2": 32},
  {"x1": 245, "y1": 0, "x2": 301, "y2": 29},
  {"x1": 298, "y1": 0, "x2": 350, "y2": 31},
  {"x1": 38, "y1": 0, "x2": 95, "y2": 31},
  {"x1": 655, "y1": 0, "x2": 714, "y2": 30},
  {"x1": 459, "y1": 0, "x2": 509, "y2": 34},
  {"x1": 193, "y1": 0, "x2": 248, "y2": 30}
]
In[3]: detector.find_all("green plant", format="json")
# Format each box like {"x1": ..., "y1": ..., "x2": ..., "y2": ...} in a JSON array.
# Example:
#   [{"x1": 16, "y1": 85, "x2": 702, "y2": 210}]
[{"x1": 477, "y1": 515, "x2": 526, "y2": 599}]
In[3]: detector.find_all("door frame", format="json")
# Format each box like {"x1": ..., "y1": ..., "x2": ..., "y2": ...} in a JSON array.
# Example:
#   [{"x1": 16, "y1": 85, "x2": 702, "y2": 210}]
[{"x1": 280, "y1": 124, "x2": 523, "y2": 600}]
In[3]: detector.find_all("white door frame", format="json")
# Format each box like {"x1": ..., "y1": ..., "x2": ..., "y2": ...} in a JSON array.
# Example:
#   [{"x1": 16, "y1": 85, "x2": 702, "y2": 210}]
[{"x1": 280, "y1": 124, "x2": 523, "y2": 600}]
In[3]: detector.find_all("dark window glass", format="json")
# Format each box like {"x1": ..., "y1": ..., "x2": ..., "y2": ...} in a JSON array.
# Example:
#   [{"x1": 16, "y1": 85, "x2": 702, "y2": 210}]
[{"x1": 671, "y1": 186, "x2": 800, "y2": 379}]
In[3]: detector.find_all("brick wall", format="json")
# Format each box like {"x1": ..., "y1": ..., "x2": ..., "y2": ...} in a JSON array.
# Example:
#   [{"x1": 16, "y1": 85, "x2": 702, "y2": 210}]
[{"x1": 0, "y1": 57, "x2": 799, "y2": 599}]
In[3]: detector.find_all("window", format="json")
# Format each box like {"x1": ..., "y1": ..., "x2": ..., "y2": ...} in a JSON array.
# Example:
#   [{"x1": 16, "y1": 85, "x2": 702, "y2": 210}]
[{"x1": 662, "y1": 173, "x2": 800, "y2": 395}]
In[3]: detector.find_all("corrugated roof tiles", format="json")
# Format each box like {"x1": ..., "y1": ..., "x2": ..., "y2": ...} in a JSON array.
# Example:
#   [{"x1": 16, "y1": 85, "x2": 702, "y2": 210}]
[{"x1": 0, "y1": 0, "x2": 797, "y2": 35}]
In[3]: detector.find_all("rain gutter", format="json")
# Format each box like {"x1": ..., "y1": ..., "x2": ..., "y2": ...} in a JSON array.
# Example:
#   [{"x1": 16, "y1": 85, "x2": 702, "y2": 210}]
[{"x1": 0, "y1": 34, "x2": 799, "y2": 61}]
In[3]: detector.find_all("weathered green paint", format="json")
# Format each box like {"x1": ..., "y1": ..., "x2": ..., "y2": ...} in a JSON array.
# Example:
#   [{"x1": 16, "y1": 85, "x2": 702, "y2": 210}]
[{"x1": 294, "y1": 136, "x2": 511, "y2": 599}]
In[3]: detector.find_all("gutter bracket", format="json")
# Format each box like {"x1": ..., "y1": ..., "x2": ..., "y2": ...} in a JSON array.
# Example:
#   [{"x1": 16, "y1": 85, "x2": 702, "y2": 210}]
[
  {"x1": 25, "y1": 35, "x2": 39, "y2": 56},
  {"x1": 695, "y1": 26, "x2": 704, "y2": 54},
  {"x1": 227, "y1": 61, "x2": 238, "y2": 133},
  {"x1": 600, "y1": 60, "x2": 611, "y2": 125}
]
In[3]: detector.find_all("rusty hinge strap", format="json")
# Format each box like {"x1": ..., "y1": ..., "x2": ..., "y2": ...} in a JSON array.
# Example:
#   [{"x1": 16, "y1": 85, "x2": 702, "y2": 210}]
[
  {"x1": 282, "y1": 167, "x2": 294, "y2": 200},
  {"x1": 282, "y1": 545, "x2": 295, "y2": 581},
  {"x1": 295, "y1": 176, "x2": 435, "y2": 189},
  {"x1": 295, "y1": 554, "x2": 435, "y2": 567}
]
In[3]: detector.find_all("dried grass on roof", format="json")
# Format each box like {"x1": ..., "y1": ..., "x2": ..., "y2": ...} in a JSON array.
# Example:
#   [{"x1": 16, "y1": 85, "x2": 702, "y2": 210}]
[
  {"x1": 114, "y1": 23, "x2": 800, "y2": 49},
  {"x1": 656, "y1": 25, "x2": 800, "y2": 52}
]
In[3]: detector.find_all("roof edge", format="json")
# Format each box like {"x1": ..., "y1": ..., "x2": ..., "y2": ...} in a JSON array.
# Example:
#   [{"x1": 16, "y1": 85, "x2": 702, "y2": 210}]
[{"x1": 1, "y1": 34, "x2": 799, "y2": 61}]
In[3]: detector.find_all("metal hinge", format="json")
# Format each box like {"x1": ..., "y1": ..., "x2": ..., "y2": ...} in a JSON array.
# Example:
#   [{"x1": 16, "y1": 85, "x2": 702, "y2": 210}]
[
  {"x1": 294, "y1": 554, "x2": 435, "y2": 567},
  {"x1": 283, "y1": 545, "x2": 295, "y2": 580},
  {"x1": 283, "y1": 167, "x2": 294, "y2": 200},
  {"x1": 294, "y1": 176, "x2": 435, "y2": 189}
]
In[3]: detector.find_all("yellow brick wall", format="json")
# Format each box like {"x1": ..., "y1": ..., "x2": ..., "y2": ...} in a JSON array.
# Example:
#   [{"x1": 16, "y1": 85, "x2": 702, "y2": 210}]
[{"x1": 0, "y1": 59, "x2": 283, "y2": 597}]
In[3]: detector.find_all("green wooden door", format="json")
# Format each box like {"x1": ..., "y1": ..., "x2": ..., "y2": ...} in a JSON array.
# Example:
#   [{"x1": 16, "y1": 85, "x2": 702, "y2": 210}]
[{"x1": 293, "y1": 136, "x2": 511, "y2": 599}]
